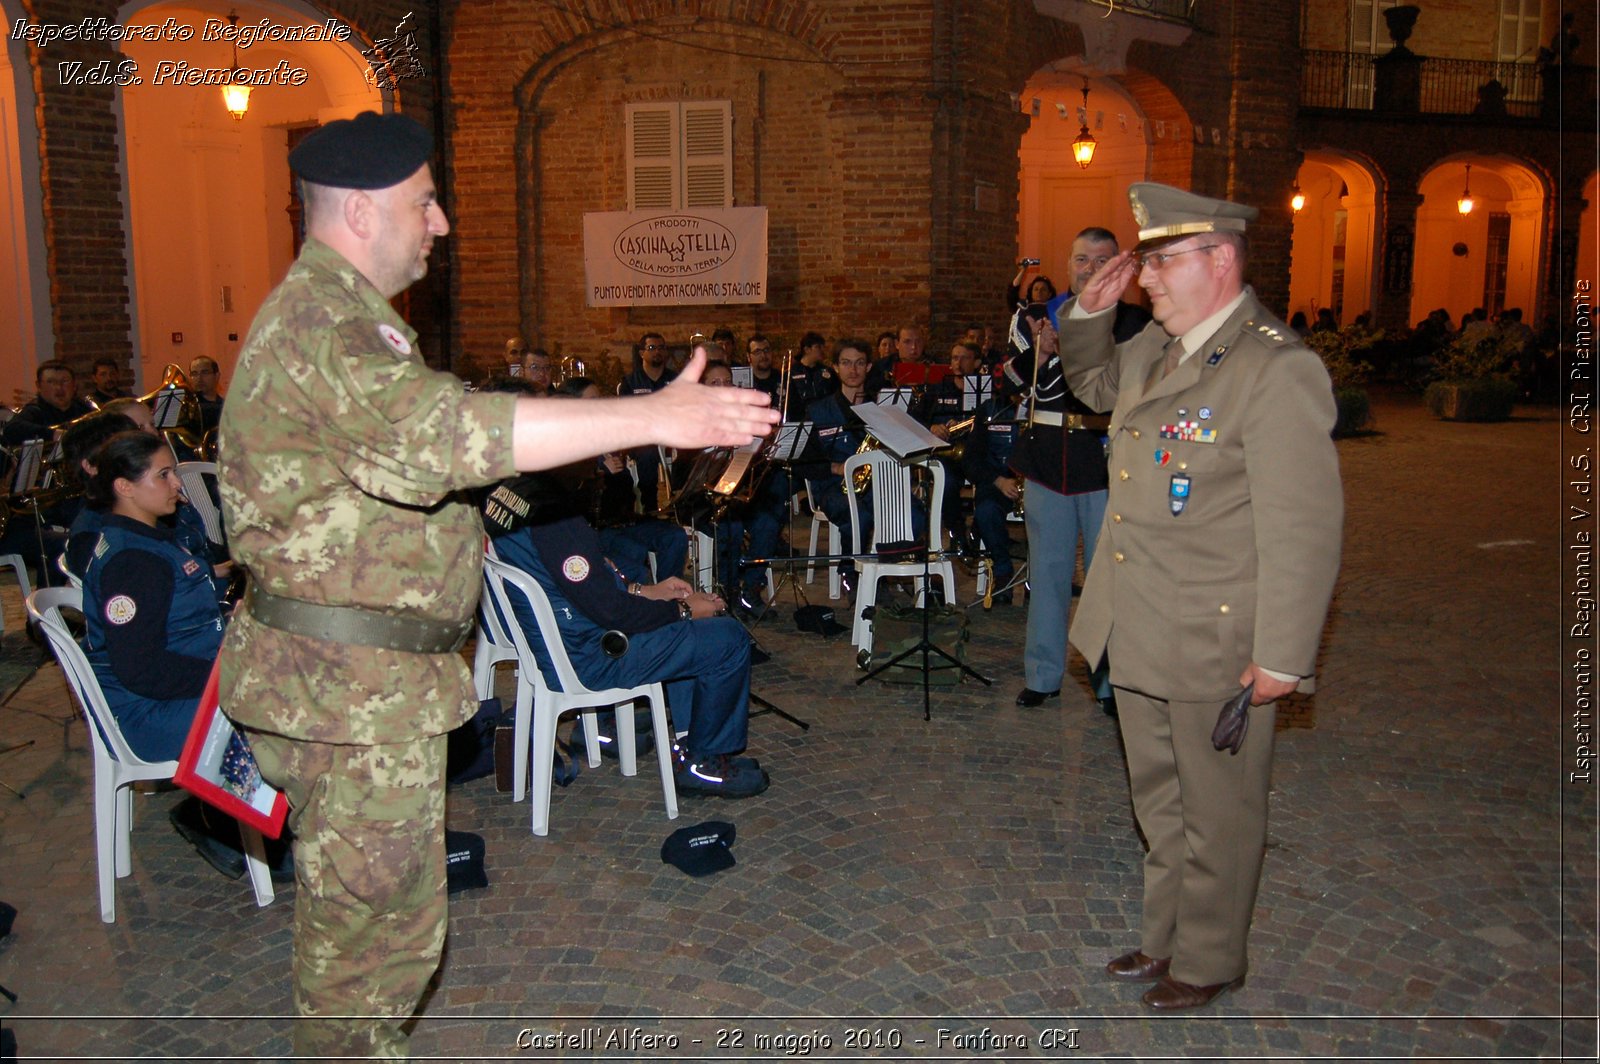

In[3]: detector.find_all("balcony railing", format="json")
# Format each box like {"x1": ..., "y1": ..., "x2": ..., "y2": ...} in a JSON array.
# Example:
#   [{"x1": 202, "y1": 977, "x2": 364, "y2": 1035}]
[{"x1": 1302, "y1": 50, "x2": 1547, "y2": 118}]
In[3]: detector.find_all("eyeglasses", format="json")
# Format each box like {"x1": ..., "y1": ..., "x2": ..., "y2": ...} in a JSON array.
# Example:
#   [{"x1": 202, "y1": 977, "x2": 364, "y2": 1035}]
[
  {"x1": 642, "y1": 343, "x2": 663, "y2": 350},
  {"x1": 750, "y1": 346, "x2": 771, "y2": 354},
  {"x1": 1138, "y1": 245, "x2": 1220, "y2": 271}
]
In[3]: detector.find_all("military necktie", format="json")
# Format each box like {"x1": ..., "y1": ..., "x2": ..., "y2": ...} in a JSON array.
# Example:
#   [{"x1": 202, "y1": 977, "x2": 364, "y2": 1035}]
[{"x1": 1162, "y1": 337, "x2": 1184, "y2": 378}]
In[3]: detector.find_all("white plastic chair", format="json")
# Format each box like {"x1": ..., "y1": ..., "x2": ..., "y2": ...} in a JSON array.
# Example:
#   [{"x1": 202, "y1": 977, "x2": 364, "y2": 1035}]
[
  {"x1": 471, "y1": 540, "x2": 519, "y2": 701},
  {"x1": 481, "y1": 557, "x2": 678, "y2": 836},
  {"x1": 802, "y1": 482, "x2": 842, "y2": 600},
  {"x1": 175, "y1": 461, "x2": 225, "y2": 548},
  {"x1": 842, "y1": 452, "x2": 956, "y2": 658},
  {"x1": 25, "y1": 587, "x2": 273, "y2": 923},
  {"x1": 0, "y1": 554, "x2": 32, "y2": 634}
]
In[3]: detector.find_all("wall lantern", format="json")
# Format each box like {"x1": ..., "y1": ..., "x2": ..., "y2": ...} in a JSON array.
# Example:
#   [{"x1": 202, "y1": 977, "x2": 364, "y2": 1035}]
[
  {"x1": 1456, "y1": 164, "x2": 1475, "y2": 215},
  {"x1": 1071, "y1": 79, "x2": 1097, "y2": 170},
  {"x1": 1290, "y1": 180, "x2": 1305, "y2": 213},
  {"x1": 221, "y1": 11, "x2": 253, "y2": 121}
]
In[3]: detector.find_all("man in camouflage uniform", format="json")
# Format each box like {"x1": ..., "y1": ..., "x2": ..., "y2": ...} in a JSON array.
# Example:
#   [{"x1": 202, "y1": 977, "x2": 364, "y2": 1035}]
[{"x1": 219, "y1": 112, "x2": 776, "y2": 1058}]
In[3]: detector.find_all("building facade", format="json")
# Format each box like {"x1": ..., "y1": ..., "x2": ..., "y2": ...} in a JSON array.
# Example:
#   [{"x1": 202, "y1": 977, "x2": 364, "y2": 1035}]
[{"x1": 1, "y1": 0, "x2": 1592, "y2": 398}]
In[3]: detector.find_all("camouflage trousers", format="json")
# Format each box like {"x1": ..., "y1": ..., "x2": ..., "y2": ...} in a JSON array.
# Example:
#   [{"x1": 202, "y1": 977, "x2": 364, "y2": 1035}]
[{"x1": 249, "y1": 730, "x2": 447, "y2": 1060}]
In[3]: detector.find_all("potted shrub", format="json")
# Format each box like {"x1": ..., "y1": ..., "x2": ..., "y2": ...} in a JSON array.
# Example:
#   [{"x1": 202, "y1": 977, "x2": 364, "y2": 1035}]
[
  {"x1": 1423, "y1": 328, "x2": 1520, "y2": 421},
  {"x1": 1304, "y1": 323, "x2": 1379, "y2": 436}
]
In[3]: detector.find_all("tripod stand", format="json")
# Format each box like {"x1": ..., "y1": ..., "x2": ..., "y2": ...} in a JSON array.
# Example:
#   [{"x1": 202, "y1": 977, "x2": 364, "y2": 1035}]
[{"x1": 855, "y1": 543, "x2": 990, "y2": 721}]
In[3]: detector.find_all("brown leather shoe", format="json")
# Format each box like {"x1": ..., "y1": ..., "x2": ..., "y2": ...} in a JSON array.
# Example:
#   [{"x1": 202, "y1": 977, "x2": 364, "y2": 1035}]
[
  {"x1": 1105, "y1": 950, "x2": 1171, "y2": 981},
  {"x1": 1140, "y1": 973, "x2": 1245, "y2": 1010}
]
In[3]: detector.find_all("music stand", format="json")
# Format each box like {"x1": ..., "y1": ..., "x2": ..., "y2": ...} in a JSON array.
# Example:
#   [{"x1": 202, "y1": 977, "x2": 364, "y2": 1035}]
[{"x1": 846, "y1": 407, "x2": 991, "y2": 718}]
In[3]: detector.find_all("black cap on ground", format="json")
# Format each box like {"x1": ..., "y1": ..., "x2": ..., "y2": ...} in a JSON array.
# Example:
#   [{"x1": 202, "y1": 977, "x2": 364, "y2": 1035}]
[{"x1": 661, "y1": 820, "x2": 736, "y2": 878}]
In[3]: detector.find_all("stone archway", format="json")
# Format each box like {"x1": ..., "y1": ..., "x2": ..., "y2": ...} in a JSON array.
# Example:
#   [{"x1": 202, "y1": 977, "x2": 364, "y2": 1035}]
[
  {"x1": 1410, "y1": 155, "x2": 1548, "y2": 325},
  {"x1": 113, "y1": 0, "x2": 382, "y2": 389},
  {"x1": 1014, "y1": 66, "x2": 1190, "y2": 294},
  {"x1": 1289, "y1": 149, "x2": 1384, "y2": 327}
]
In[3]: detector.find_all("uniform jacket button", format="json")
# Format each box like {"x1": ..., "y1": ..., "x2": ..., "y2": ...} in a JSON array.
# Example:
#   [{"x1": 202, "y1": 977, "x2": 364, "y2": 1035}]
[{"x1": 1113, "y1": 551, "x2": 1125, "y2": 563}]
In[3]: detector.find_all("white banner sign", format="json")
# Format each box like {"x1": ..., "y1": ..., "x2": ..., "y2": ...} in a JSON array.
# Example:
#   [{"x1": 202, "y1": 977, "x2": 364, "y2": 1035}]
[{"x1": 583, "y1": 207, "x2": 768, "y2": 307}]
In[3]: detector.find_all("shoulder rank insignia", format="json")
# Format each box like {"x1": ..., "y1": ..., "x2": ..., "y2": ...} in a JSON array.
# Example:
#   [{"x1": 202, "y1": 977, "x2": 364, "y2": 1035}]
[
  {"x1": 1205, "y1": 345, "x2": 1229, "y2": 366},
  {"x1": 1245, "y1": 320, "x2": 1291, "y2": 346}
]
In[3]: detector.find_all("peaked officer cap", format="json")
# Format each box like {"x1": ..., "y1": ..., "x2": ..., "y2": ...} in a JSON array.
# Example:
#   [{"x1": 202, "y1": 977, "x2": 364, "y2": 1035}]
[{"x1": 1128, "y1": 182, "x2": 1259, "y2": 250}]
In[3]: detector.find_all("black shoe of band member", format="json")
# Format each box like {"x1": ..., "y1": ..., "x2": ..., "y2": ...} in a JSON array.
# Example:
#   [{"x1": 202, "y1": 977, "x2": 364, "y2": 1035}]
[
  {"x1": 169, "y1": 796, "x2": 246, "y2": 881},
  {"x1": 675, "y1": 753, "x2": 770, "y2": 798},
  {"x1": 1015, "y1": 687, "x2": 1060, "y2": 708}
]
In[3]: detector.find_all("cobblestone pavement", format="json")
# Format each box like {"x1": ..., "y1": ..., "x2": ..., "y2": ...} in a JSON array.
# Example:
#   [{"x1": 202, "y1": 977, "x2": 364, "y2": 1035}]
[{"x1": 0, "y1": 393, "x2": 1592, "y2": 1062}]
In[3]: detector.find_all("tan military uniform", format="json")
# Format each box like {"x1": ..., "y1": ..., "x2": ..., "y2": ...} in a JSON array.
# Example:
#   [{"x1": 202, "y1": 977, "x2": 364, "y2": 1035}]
[
  {"x1": 1060, "y1": 289, "x2": 1343, "y2": 986},
  {"x1": 219, "y1": 237, "x2": 516, "y2": 1057}
]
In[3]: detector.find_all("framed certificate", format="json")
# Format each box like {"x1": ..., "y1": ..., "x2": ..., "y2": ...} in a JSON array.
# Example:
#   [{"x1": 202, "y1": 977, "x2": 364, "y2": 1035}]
[{"x1": 174, "y1": 660, "x2": 289, "y2": 839}]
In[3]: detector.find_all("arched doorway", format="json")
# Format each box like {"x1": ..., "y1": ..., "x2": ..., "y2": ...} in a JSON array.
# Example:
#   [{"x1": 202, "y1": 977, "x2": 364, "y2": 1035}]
[
  {"x1": 0, "y1": 2, "x2": 53, "y2": 405},
  {"x1": 1410, "y1": 155, "x2": 1546, "y2": 326},
  {"x1": 115, "y1": 0, "x2": 383, "y2": 390},
  {"x1": 1288, "y1": 150, "x2": 1382, "y2": 328},
  {"x1": 1016, "y1": 71, "x2": 1154, "y2": 287}
]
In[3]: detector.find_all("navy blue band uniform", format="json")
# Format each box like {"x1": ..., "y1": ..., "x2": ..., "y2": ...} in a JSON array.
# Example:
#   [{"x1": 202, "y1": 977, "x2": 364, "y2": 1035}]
[{"x1": 1003, "y1": 300, "x2": 1151, "y2": 496}]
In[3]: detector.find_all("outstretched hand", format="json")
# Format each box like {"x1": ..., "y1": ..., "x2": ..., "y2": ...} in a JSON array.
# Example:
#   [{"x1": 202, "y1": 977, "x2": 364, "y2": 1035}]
[
  {"x1": 652, "y1": 350, "x2": 780, "y2": 448},
  {"x1": 1075, "y1": 250, "x2": 1139, "y2": 315}
]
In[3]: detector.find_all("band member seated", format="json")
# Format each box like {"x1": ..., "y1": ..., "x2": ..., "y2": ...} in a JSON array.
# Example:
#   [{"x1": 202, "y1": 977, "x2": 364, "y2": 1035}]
[
  {"x1": 66, "y1": 402, "x2": 235, "y2": 601},
  {"x1": 800, "y1": 340, "x2": 874, "y2": 594},
  {"x1": 915, "y1": 340, "x2": 986, "y2": 557},
  {"x1": 481, "y1": 451, "x2": 769, "y2": 799},
  {"x1": 675, "y1": 358, "x2": 787, "y2": 616},
  {"x1": 79, "y1": 430, "x2": 289, "y2": 879},
  {"x1": 3, "y1": 360, "x2": 93, "y2": 445},
  {"x1": 963, "y1": 390, "x2": 1026, "y2": 605}
]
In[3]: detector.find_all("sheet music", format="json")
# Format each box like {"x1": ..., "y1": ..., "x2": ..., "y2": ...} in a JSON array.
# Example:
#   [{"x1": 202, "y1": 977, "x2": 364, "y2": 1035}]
[
  {"x1": 714, "y1": 449, "x2": 756, "y2": 496},
  {"x1": 731, "y1": 366, "x2": 754, "y2": 389},
  {"x1": 961, "y1": 374, "x2": 993, "y2": 411},
  {"x1": 851, "y1": 402, "x2": 944, "y2": 459},
  {"x1": 770, "y1": 422, "x2": 812, "y2": 462},
  {"x1": 874, "y1": 387, "x2": 913, "y2": 409},
  {"x1": 151, "y1": 386, "x2": 186, "y2": 428}
]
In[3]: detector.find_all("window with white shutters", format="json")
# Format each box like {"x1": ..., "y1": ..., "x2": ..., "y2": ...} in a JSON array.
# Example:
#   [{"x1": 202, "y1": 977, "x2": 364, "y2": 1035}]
[{"x1": 626, "y1": 101, "x2": 732, "y2": 210}]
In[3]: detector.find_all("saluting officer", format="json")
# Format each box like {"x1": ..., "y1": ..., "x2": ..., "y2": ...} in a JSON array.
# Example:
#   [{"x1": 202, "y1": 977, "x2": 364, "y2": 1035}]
[{"x1": 1049, "y1": 182, "x2": 1343, "y2": 1010}]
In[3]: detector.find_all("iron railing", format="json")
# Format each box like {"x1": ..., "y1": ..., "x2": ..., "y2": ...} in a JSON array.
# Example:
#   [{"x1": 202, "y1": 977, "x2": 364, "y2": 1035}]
[{"x1": 1302, "y1": 50, "x2": 1548, "y2": 118}]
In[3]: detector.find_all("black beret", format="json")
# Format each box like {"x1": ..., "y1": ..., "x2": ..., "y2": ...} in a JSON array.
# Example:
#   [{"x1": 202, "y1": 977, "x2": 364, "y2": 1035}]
[{"x1": 288, "y1": 111, "x2": 433, "y2": 190}]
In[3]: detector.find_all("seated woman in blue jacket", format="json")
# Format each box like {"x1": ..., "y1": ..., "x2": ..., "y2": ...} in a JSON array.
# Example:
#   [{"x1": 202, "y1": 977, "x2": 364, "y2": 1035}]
[
  {"x1": 79, "y1": 431, "x2": 289, "y2": 880},
  {"x1": 81, "y1": 431, "x2": 222, "y2": 762}
]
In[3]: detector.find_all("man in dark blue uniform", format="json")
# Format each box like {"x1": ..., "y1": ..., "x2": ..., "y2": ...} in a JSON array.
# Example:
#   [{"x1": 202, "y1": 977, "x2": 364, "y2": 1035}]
[
  {"x1": 1004, "y1": 226, "x2": 1151, "y2": 711},
  {"x1": 801, "y1": 340, "x2": 873, "y2": 593},
  {"x1": 962, "y1": 392, "x2": 1026, "y2": 604},
  {"x1": 483, "y1": 468, "x2": 768, "y2": 798},
  {"x1": 618, "y1": 332, "x2": 675, "y2": 513}
]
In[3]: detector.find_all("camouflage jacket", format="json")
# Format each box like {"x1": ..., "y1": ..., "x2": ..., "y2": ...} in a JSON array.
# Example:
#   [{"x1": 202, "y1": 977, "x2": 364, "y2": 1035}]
[{"x1": 217, "y1": 238, "x2": 517, "y2": 744}]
